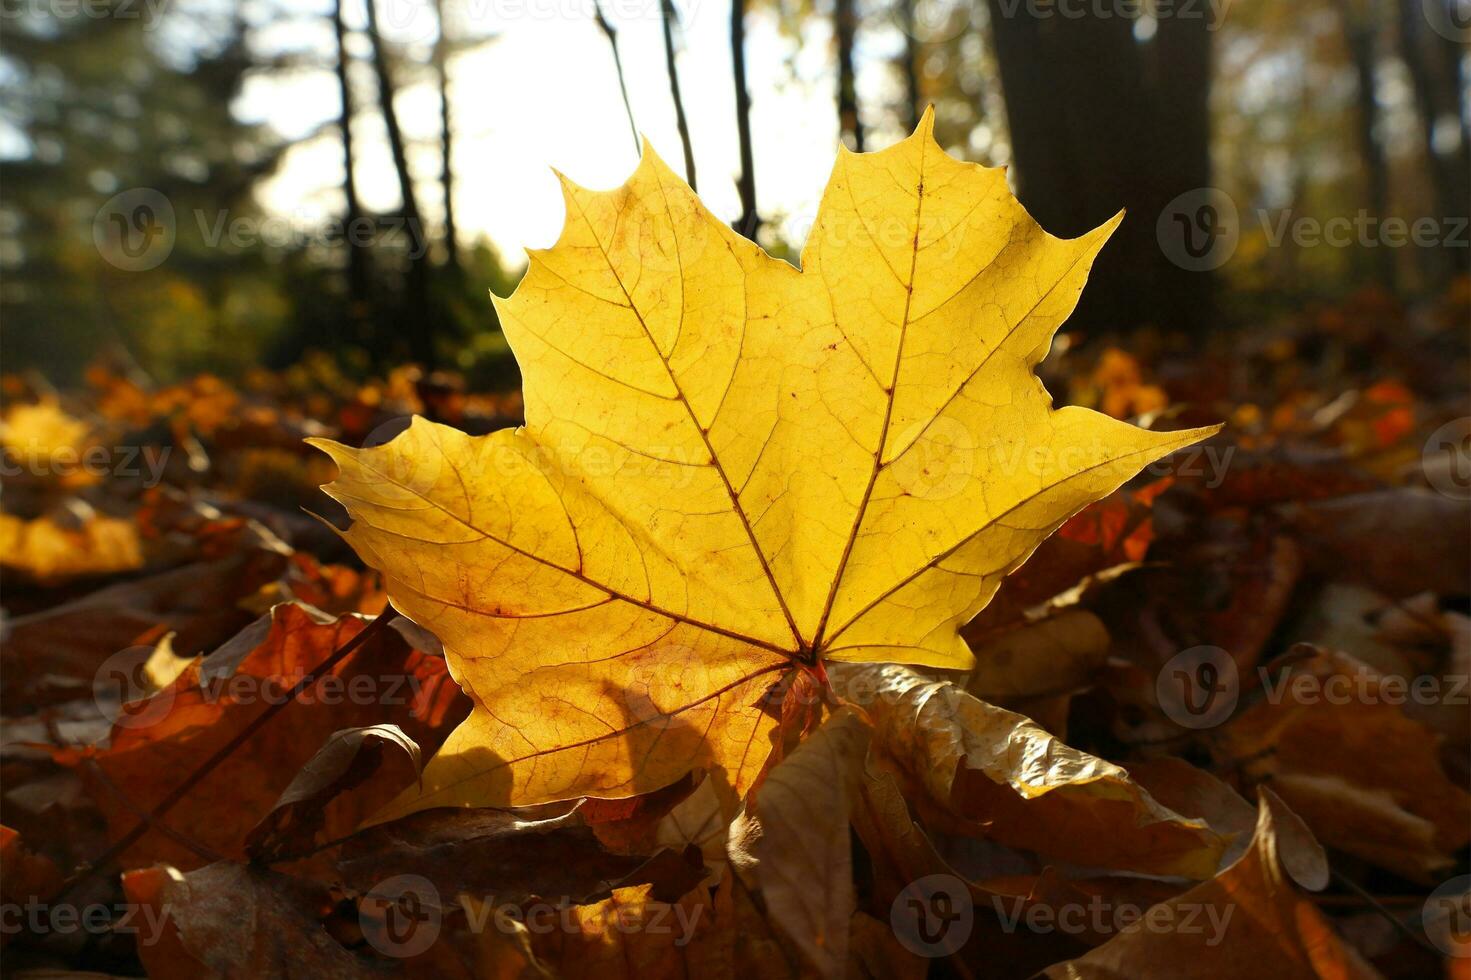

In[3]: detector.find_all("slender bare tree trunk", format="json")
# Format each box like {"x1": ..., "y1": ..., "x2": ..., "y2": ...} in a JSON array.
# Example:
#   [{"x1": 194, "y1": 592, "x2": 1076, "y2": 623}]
[
  {"x1": 897, "y1": 0, "x2": 920, "y2": 133},
  {"x1": 593, "y1": 0, "x2": 640, "y2": 157},
  {"x1": 1397, "y1": 0, "x2": 1469, "y2": 287},
  {"x1": 364, "y1": 0, "x2": 435, "y2": 364},
  {"x1": 332, "y1": 0, "x2": 370, "y2": 325},
  {"x1": 430, "y1": 0, "x2": 459, "y2": 277},
  {"x1": 1338, "y1": 0, "x2": 1395, "y2": 290},
  {"x1": 835, "y1": 0, "x2": 863, "y2": 150},
  {"x1": 730, "y1": 0, "x2": 758, "y2": 236},
  {"x1": 659, "y1": 0, "x2": 698, "y2": 189}
]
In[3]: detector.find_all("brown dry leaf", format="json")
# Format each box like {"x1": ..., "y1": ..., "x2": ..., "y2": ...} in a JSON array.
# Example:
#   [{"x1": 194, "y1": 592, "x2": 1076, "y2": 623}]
[
  {"x1": 1, "y1": 547, "x2": 289, "y2": 712},
  {"x1": 55, "y1": 603, "x2": 466, "y2": 870},
  {"x1": 1123, "y1": 757, "x2": 1257, "y2": 868},
  {"x1": 1283, "y1": 489, "x2": 1471, "y2": 598},
  {"x1": 833, "y1": 663, "x2": 1227, "y2": 878},
  {"x1": 246, "y1": 724, "x2": 422, "y2": 864},
  {"x1": 1041, "y1": 789, "x2": 1382, "y2": 979},
  {"x1": 587, "y1": 771, "x2": 741, "y2": 868},
  {"x1": 121, "y1": 861, "x2": 378, "y2": 979},
  {"x1": 743, "y1": 709, "x2": 871, "y2": 978},
  {"x1": 0, "y1": 825, "x2": 63, "y2": 909},
  {"x1": 1218, "y1": 645, "x2": 1471, "y2": 881},
  {"x1": 336, "y1": 804, "x2": 652, "y2": 911},
  {"x1": 966, "y1": 609, "x2": 1111, "y2": 732},
  {"x1": 847, "y1": 910, "x2": 928, "y2": 980}
]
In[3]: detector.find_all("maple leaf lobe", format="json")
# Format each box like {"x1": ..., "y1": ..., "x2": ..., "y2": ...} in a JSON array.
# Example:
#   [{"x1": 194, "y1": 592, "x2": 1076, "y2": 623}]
[{"x1": 311, "y1": 108, "x2": 1218, "y2": 814}]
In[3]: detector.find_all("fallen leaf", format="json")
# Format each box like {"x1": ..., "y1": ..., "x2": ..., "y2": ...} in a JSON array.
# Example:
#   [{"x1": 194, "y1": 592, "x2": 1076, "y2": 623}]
[
  {"x1": 967, "y1": 610, "x2": 1110, "y2": 702},
  {"x1": 0, "y1": 824, "x2": 62, "y2": 909},
  {"x1": 744, "y1": 710, "x2": 871, "y2": 977},
  {"x1": 1041, "y1": 789, "x2": 1381, "y2": 979},
  {"x1": 2, "y1": 551, "x2": 290, "y2": 714},
  {"x1": 336, "y1": 804, "x2": 649, "y2": 911},
  {"x1": 311, "y1": 111, "x2": 1215, "y2": 815},
  {"x1": 56, "y1": 603, "x2": 466, "y2": 870},
  {"x1": 246, "y1": 724, "x2": 422, "y2": 864},
  {"x1": 833, "y1": 663, "x2": 1227, "y2": 878},
  {"x1": 1218, "y1": 645, "x2": 1471, "y2": 880},
  {"x1": 1283, "y1": 489, "x2": 1471, "y2": 598},
  {"x1": 0, "y1": 507, "x2": 143, "y2": 581},
  {"x1": 121, "y1": 861, "x2": 377, "y2": 979},
  {"x1": 521, "y1": 882, "x2": 715, "y2": 980}
]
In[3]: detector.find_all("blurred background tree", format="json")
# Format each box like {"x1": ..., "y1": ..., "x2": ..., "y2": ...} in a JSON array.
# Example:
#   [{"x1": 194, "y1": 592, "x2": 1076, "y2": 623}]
[{"x1": 2, "y1": 0, "x2": 1465, "y2": 385}]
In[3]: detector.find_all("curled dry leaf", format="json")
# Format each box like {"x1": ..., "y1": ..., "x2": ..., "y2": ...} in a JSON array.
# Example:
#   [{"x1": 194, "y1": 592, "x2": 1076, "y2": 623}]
[
  {"x1": 1041, "y1": 789, "x2": 1380, "y2": 979},
  {"x1": 310, "y1": 110, "x2": 1216, "y2": 817},
  {"x1": 246, "y1": 724, "x2": 422, "y2": 864},
  {"x1": 1218, "y1": 645, "x2": 1471, "y2": 881},
  {"x1": 744, "y1": 709, "x2": 871, "y2": 978},
  {"x1": 833, "y1": 663, "x2": 1227, "y2": 878}
]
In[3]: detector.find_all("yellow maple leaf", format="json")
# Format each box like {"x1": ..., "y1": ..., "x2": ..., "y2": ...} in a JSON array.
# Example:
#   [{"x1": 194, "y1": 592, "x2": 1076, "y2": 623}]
[{"x1": 311, "y1": 110, "x2": 1217, "y2": 814}]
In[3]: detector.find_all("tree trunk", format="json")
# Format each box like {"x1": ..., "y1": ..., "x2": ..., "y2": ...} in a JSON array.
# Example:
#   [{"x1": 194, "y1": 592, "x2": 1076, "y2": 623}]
[
  {"x1": 430, "y1": 0, "x2": 459, "y2": 277},
  {"x1": 331, "y1": 0, "x2": 370, "y2": 334},
  {"x1": 1340, "y1": 1, "x2": 1395, "y2": 290},
  {"x1": 730, "y1": 0, "x2": 758, "y2": 237},
  {"x1": 985, "y1": 3, "x2": 1164, "y2": 332},
  {"x1": 898, "y1": 0, "x2": 921, "y2": 133},
  {"x1": 1149, "y1": 3, "x2": 1217, "y2": 330},
  {"x1": 1397, "y1": 0, "x2": 1469, "y2": 288},
  {"x1": 659, "y1": 0, "x2": 698, "y2": 190},
  {"x1": 835, "y1": 0, "x2": 863, "y2": 150},
  {"x1": 364, "y1": 0, "x2": 435, "y2": 364}
]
